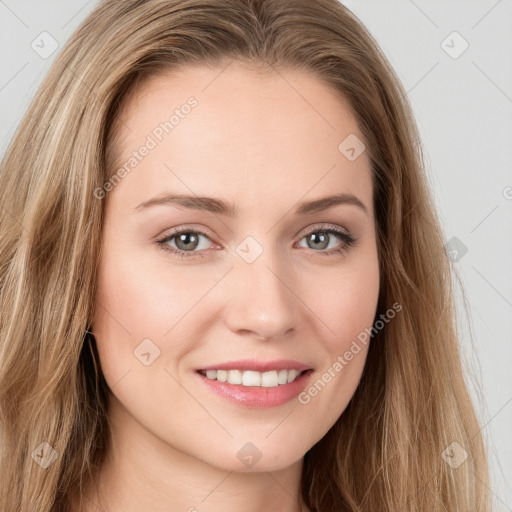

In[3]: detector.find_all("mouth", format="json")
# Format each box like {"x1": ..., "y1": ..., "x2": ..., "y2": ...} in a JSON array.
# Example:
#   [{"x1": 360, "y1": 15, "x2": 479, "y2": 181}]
[
  {"x1": 196, "y1": 368, "x2": 309, "y2": 387},
  {"x1": 195, "y1": 366, "x2": 314, "y2": 408}
]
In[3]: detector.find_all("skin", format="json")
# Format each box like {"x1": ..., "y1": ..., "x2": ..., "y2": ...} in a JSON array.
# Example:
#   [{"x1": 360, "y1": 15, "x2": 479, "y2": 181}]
[{"x1": 78, "y1": 61, "x2": 380, "y2": 512}]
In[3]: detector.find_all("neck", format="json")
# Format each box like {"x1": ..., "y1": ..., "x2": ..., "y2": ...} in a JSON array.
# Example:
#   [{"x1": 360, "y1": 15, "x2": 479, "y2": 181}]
[{"x1": 71, "y1": 395, "x2": 309, "y2": 512}]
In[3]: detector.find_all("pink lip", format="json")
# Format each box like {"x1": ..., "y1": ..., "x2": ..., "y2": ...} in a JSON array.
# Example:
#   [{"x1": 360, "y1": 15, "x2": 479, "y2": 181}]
[
  {"x1": 195, "y1": 367, "x2": 313, "y2": 409},
  {"x1": 197, "y1": 359, "x2": 312, "y2": 372}
]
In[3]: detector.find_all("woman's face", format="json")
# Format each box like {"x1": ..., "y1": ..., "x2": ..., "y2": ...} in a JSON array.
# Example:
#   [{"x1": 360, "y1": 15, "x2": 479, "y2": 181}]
[{"x1": 93, "y1": 62, "x2": 380, "y2": 473}]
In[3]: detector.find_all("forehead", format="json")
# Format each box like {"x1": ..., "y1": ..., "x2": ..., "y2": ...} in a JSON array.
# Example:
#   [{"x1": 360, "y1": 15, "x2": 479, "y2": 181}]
[
  {"x1": 106, "y1": 62, "x2": 373, "y2": 217},
  {"x1": 116, "y1": 62, "x2": 362, "y2": 138}
]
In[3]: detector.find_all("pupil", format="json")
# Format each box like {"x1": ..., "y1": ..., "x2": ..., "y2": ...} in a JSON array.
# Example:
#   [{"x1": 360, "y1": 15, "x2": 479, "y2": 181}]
[
  {"x1": 310, "y1": 232, "x2": 328, "y2": 250},
  {"x1": 177, "y1": 233, "x2": 197, "y2": 250}
]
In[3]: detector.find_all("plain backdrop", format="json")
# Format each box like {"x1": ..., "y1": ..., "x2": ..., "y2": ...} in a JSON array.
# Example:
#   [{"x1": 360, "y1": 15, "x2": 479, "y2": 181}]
[{"x1": 1, "y1": 0, "x2": 511, "y2": 509}]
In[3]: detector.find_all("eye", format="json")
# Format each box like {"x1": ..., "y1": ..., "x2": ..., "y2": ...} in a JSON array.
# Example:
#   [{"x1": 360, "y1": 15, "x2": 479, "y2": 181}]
[
  {"x1": 156, "y1": 224, "x2": 357, "y2": 259},
  {"x1": 296, "y1": 224, "x2": 357, "y2": 256},
  {"x1": 156, "y1": 228, "x2": 214, "y2": 258}
]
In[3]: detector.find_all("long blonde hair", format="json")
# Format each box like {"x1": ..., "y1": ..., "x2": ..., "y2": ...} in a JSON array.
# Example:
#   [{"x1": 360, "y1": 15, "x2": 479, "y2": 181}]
[{"x1": 0, "y1": 0, "x2": 491, "y2": 510}]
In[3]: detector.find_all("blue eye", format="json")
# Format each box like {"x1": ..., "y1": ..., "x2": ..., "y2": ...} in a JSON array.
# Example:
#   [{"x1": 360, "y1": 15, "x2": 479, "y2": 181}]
[{"x1": 156, "y1": 224, "x2": 357, "y2": 259}]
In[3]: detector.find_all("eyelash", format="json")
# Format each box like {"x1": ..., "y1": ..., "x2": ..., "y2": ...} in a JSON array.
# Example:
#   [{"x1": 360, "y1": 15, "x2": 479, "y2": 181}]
[{"x1": 155, "y1": 224, "x2": 357, "y2": 259}]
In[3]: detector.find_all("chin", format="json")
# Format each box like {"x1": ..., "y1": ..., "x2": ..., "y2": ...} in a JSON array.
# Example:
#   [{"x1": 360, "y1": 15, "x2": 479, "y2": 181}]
[{"x1": 199, "y1": 439, "x2": 308, "y2": 474}]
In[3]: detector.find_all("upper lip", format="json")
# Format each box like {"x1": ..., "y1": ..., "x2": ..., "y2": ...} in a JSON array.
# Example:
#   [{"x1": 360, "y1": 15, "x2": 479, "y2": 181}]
[{"x1": 198, "y1": 359, "x2": 312, "y2": 373}]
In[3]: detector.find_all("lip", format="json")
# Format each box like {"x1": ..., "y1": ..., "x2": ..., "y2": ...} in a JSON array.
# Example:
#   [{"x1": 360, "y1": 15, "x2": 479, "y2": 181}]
[
  {"x1": 197, "y1": 359, "x2": 312, "y2": 373},
  {"x1": 195, "y1": 366, "x2": 314, "y2": 409}
]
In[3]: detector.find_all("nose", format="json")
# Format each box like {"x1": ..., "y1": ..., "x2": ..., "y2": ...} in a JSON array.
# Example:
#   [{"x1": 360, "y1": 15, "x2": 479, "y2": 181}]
[{"x1": 222, "y1": 245, "x2": 301, "y2": 341}]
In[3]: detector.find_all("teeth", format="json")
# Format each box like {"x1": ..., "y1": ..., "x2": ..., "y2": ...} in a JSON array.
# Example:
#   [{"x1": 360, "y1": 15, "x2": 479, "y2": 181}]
[
  {"x1": 243, "y1": 370, "x2": 261, "y2": 386},
  {"x1": 227, "y1": 369, "x2": 242, "y2": 384},
  {"x1": 287, "y1": 369, "x2": 299, "y2": 383},
  {"x1": 216, "y1": 370, "x2": 228, "y2": 382},
  {"x1": 201, "y1": 369, "x2": 306, "y2": 387},
  {"x1": 261, "y1": 371, "x2": 278, "y2": 387}
]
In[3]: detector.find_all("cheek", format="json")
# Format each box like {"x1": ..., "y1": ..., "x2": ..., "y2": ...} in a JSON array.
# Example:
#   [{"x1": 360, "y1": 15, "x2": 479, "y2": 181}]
[
  {"x1": 310, "y1": 255, "x2": 380, "y2": 352},
  {"x1": 295, "y1": 261, "x2": 378, "y2": 436},
  {"x1": 94, "y1": 255, "x2": 162, "y2": 337},
  {"x1": 92, "y1": 244, "x2": 211, "y2": 379},
  {"x1": 91, "y1": 244, "x2": 166, "y2": 380},
  {"x1": 296, "y1": 253, "x2": 379, "y2": 413},
  {"x1": 94, "y1": 241, "x2": 187, "y2": 336}
]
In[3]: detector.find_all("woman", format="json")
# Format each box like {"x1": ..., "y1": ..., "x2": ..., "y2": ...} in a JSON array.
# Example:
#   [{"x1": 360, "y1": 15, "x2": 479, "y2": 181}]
[{"x1": 0, "y1": 0, "x2": 491, "y2": 511}]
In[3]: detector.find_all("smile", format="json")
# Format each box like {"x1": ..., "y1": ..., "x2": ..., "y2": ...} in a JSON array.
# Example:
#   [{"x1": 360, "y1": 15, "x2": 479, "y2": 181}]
[
  {"x1": 196, "y1": 368, "x2": 313, "y2": 408},
  {"x1": 198, "y1": 368, "x2": 307, "y2": 387}
]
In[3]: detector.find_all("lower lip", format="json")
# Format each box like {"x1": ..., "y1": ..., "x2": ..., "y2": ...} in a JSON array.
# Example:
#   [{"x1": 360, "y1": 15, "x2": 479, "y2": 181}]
[{"x1": 196, "y1": 370, "x2": 313, "y2": 408}]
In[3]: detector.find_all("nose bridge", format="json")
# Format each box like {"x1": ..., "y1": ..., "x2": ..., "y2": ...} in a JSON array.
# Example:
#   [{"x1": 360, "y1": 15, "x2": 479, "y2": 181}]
[{"x1": 225, "y1": 236, "x2": 298, "y2": 339}]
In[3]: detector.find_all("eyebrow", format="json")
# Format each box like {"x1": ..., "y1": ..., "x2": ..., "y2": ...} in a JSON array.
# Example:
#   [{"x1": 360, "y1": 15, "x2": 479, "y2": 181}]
[{"x1": 134, "y1": 192, "x2": 368, "y2": 216}]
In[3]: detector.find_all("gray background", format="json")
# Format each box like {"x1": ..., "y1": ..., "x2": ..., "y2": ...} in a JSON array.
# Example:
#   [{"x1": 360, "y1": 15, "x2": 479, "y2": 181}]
[{"x1": 1, "y1": 0, "x2": 511, "y2": 509}]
